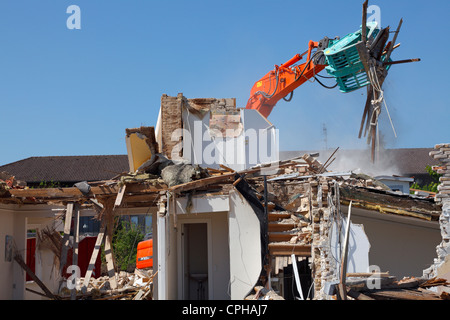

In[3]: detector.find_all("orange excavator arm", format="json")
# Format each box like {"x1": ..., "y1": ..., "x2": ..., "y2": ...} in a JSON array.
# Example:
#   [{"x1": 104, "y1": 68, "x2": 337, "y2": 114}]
[{"x1": 245, "y1": 39, "x2": 329, "y2": 118}]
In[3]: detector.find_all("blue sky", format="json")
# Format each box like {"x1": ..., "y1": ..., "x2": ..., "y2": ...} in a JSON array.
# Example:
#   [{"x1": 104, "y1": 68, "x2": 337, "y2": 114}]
[{"x1": 0, "y1": 0, "x2": 449, "y2": 166}]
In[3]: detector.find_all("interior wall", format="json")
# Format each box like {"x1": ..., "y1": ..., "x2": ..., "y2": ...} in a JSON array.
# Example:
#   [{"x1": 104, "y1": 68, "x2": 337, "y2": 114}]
[
  {"x1": 350, "y1": 208, "x2": 441, "y2": 278},
  {"x1": 0, "y1": 207, "x2": 15, "y2": 299},
  {"x1": 228, "y1": 190, "x2": 262, "y2": 300}
]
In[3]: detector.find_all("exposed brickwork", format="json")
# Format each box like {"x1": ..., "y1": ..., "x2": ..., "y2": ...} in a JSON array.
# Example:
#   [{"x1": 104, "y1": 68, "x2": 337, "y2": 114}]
[
  {"x1": 309, "y1": 177, "x2": 340, "y2": 300},
  {"x1": 423, "y1": 143, "x2": 450, "y2": 278}
]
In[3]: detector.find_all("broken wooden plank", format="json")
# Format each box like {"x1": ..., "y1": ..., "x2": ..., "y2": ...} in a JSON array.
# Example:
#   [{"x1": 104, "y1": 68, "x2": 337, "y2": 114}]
[
  {"x1": 268, "y1": 222, "x2": 297, "y2": 232},
  {"x1": 361, "y1": 0, "x2": 368, "y2": 44},
  {"x1": 71, "y1": 204, "x2": 80, "y2": 300},
  {"x1": 339, "y1": 185, "x2": 441, "y2": 221},
  {"x1": 346, "y1": 276, "x2": 397, "y2": 292},
  {"x1": 114, "y1": 184, "x2": 126, "y2": 208},
  {"x1": 346, "y1": 287, "x2": 375, "y2": 300},
  {"x1": 81, "y1": 218, "x2": 107, "y2": 292},
  {"x1": 169, "y1": 172, "x2": 235, "y2": 193},
  {"x1": 366, "y1": 288, "x2": 442, "y2": 300},
  {"x1": 347, "y1": 272, "x2": 390, "y2": 278},
  {"x1": 418, "y1": 277, "x2": 450, "y2": 288},
  {"x1": 8, "y1": 183, "x2": 166, "y2": 201},
  {"x1": 219, "y1": 164, "x2": 235, "y2": 173},
  {"x1": 14, "y1": 252, "x2": 58, "y2": 300},
  {"x1": 268, "y1": 243, "x2": 311, "y2": 256},
  {"x1": 384, "y1": 18, "x2": 403, "y2": 63},
  {"x1": 59, "y1": 202, "x2": 74, "y2": 275},
  {"x1": 104, "y1": 232, "x2": 117, "y2": 290},
  {"x1": 102, "y1": 199, "x2": 118, "y2": 290}
]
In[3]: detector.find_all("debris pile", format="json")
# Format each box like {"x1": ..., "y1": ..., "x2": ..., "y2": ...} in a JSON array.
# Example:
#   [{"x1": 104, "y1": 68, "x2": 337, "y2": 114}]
[
  {"x1": 58, "y1": 269, "x2": 156, "y2": 300},
  {"x1": 245, "y1": 286, "x2": 284, "y2": 300},
  {"x1": 0, "y1": 171, "x2": 26, "y2": 196},
  {"x1": 343, "y1": 274, "x2": 450, "y2": 300}
]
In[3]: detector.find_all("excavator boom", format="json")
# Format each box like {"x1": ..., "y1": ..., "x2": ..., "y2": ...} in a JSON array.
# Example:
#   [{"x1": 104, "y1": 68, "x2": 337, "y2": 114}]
[{"x1": 245, "y1": 39, "x2": 328, "y2": 119}]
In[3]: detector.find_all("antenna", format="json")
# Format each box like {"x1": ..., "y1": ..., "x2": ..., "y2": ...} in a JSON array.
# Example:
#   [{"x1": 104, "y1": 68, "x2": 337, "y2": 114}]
[{"x1": 322, "y1": 123, "x2": 328, "y2": 150}]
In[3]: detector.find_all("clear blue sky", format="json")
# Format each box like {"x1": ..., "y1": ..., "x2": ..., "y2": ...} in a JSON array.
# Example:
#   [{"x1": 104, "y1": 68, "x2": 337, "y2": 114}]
[{"x1": 0, "y1": 0, "x2": 449, "y2": 166}]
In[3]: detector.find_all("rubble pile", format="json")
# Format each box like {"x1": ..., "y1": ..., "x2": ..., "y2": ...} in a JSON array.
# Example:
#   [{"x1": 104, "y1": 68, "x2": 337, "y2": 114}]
[
  {"x1": 344, "y1": 275, "x2": 450, "y2": 300},
  {"x1": 245, "y1": 286, "x2": 284, "y2": 300},
  {"x1": 0, "y1": 171, "x2": 26, "y2": 196},
  {"x1": 58, "y1": 269, "x2": 156, "y2": 300}
]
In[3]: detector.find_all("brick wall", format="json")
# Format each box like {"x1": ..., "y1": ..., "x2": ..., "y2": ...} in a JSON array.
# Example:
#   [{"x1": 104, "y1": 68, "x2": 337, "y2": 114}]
[{"x1": 423, "y1": 143, "x2": 450, "y2": 278}]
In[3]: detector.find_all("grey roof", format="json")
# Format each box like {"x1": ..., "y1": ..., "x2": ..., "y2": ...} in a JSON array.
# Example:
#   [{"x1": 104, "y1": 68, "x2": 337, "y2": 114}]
[{"x1": 0, "y1": 155, "x2": 129, "y2": 184}]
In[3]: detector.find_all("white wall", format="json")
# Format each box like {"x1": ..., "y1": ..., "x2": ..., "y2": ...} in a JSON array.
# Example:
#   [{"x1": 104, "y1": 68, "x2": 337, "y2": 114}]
[
  {"x1": 228, "y1": 190, "x2": 262, "y2": 300},
  {"x1": 330, "y1": 218, "x2": 371, "y2": 273},
  {"x1": 0, "y1": 204, "x2": 66, "y2": 300},
  {"x1": 180, "y1": 108, "x2": 278, "y2": 171},
  {"x1": 349, "y1": 208, "x2": 441, "y2": 278}
]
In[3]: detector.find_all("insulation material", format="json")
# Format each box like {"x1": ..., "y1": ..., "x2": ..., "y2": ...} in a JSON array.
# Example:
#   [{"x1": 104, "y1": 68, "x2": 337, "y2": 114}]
[{"x1": 125, "y1": 127, "x2": 158, "y2": 172}]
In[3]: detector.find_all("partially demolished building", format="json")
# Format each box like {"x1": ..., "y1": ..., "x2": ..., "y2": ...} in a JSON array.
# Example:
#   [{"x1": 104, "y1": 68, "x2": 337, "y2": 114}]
[{"x1": 0, "y1": 94, "x2": 448, "y2": 300}]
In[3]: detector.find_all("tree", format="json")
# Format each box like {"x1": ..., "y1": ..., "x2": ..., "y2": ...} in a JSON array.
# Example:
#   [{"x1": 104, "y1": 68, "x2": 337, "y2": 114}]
[
  {"x1": 411, "y1": 165, "x2": 441, "y2": 193},
  {"x1": 111, "y1": 219, "x2": 145, "y2": 271}
]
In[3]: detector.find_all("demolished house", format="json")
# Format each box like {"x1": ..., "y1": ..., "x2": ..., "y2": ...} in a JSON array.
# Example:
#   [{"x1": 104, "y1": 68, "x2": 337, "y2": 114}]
[{"x1": 0, "y1": 94, "x2": 448, "y2": 300}]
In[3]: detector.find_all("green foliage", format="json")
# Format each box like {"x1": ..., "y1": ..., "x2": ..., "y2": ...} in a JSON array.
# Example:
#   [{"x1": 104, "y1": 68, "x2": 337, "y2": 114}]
[
  {"x1": 111, "y1": 219, "x2": 145, "y2": 271},
  {"x1": 410, "y1": 165, "x2": 441, "y2": 193},
  {"x1": 426, "y1": 165, "x2": 442, "y2": 182},
  {"x1": 38, "y1": 180, "x2": 61, "y2": 188},
  {"x1": 411, "y1": 181, "x2": 439, "y2": 193}
]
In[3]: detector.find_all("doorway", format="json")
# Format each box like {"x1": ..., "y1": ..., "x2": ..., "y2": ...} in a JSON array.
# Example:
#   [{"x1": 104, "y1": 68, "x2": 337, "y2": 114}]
[{"x1": 181, "y1": 222, "x2": 209, "y2": 300}]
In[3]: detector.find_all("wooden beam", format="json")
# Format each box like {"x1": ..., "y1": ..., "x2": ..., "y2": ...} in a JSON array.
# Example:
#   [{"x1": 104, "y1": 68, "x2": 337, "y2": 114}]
[
  {"x1": 14, "y1": 252, "x2": 58, "y2": 300},
  {"x1": 346, "y1": 287, "x2": 375, "y2": 300},
  {"x1": 384, "y1": 18, "x2": 403, "y2": 62},
  {"x1": 81, "y1": 219, "x2": 106, "y2": 292},
  {"x1": 361, "y1": 0, "x2": 368, "y2": 43},
  {"x1": 59, "y1": 202, "x2": 74, "y2": 275},
  {"x1": 339, "y1": 185, "x2": 441, "y2": 221},
  {"x1": 8, "y1": 183, "x2": 166, "y2": 201},
  {"x1": 268, "y1": 223, "x2": 297, "y2": 232},
  {"x1": 114, "y1": 184, "x2": 126, "y2": 208},
  {"x1": 268, "y1": 244, "x2": 311, "y2": 256},
  {"x1": 169, "y1": 172, "x2": 235, "y2": 194},
  {"x1": 104, "y1": 232, "x2": 117, "y2": 290},
  {"x1": 71, "y1": 204, "x2": 80, "y2": 300},
  {"x1": 366, "y1": 288, "x2": 442, "y2": 300},
  {"x1": 103, "y1": 201, "x2": 118, "y2": 290}
]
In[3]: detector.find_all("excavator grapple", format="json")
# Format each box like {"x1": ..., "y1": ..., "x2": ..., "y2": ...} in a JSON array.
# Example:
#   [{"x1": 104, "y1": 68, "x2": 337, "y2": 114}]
[{"x1": 245, "y1": 0, "x2": 419, "y2": 162}]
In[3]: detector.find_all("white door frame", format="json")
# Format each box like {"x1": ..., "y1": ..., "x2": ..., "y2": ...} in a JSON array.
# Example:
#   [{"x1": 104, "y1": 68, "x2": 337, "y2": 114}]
[{"x1": 177, "y1": 218, "x2": 213, "y2": 300}]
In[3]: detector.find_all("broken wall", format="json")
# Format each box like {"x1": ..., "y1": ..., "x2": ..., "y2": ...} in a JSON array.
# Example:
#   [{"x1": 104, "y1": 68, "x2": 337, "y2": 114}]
[
  {"x1": 309, "y1": 177, "x2": 341, "y2": 300},
  {"x1": 159, "y1": 94, "x2": 237, "y2": 161},
  {"x1": 158, "y1": 94, "x2": 278, "y2": 171},
  {"x1": 423, "y1": 143, "x2": 450, "y2": 286}
]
